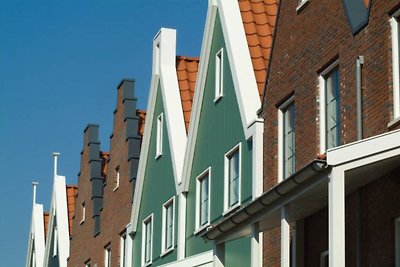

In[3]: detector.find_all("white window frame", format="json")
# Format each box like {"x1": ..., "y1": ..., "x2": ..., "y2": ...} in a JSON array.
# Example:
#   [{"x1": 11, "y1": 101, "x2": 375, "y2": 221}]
[
  {"x1": 104, "y1": 244, "x2": 111, "y2": 267},
  {"x1": 141, "y1": 214, "x2": 154, "y2": 267},
  {"x1": 113, "y1": 166, "x2": 120, "y2": 191},
  {"x1": 320, "y1": 250, "x2": 328, "y2": 267},
  {"x1": 391, "y1": 10, "x2": 400, "y2": 121},
  {"x1": 278, "y1": 96, "x2": 295, "y2": 182},
  {"x1": 156, "y1": 113, "x2": 163, "y2": 159},
  {"x1": 120, "y1": 232, "x2": 127, "y2": 267},
  {"x1": 53, "y1": 226, "x2": 58, "y2": 257},
  {"x1": 84, "y1": 260, "x2": 91, "y2": 267},
  {"x1": 224, "y1": 143, "x2": 241, "y2": 214},
  {"x1": 296, "y1": 0, "x2": 310, "y2": 12},
  {"x1": 395, "y1": 217, "x2": 400, "y2": 266},
  {"x1": 80, "y1": 202, "x2": 85, "y2": 224},
  {"x1": 319, "y1": 59, "x2": 340, "y2": 153},
  {"x1": 161, "y1": 196, "x2": 175, "y2": 256},
  {"x1": 195, "y1": 167, "x2": 211, "y2": 234},
  {"x1": 215, "y1": 48, "x2": 224, "y2": 102}
]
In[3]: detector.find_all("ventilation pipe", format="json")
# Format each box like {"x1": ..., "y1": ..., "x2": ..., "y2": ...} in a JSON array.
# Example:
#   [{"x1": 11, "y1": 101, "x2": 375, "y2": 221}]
[{"x1": 356, "y1": 56, "x2": 364, "y2": 140}]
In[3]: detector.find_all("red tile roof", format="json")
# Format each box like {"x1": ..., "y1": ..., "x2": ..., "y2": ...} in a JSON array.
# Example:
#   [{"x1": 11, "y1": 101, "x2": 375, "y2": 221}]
[
  {"x1": 176, "y1": 56, "x2": 200, "y2": 132},
  {"x1": 66, "y1": 185, "x2": 78, "y2": 235},
  {"x1": 100, "y1": 152, "x2": 109, "y2": 180},
  {"x1": 43, "y1": 212, "x2": 50, "y2": 241},
  {"x1": 238, "y1": 0, "x2": 278, "y2": 97},
  {"x1": 137, "y1": 110, "x2": 146, "y2": 136}
]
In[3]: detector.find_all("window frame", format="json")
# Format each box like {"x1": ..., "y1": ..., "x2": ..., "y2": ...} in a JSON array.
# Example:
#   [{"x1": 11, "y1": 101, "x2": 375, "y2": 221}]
[
  {"x1": 195, "y1": 167, "x2": 211, "y2": 234},
  {"x1": 113, "y1": 166, "x2": 120, "y2": 191},
  {"x1": 120, "y1": 232, "x2": 127, "y2": 267},
  {"x1": 141, "y1": 214, "x2": 154, "y2": 267},
  {"x1": 161, "y1": 196, "x2": 175, "y2": 256},
  {"x1": 156, "y1": 113, "x2": 163, "y2": 159},
  {"x1": 391, "y1": 11, "x2": 400, "y2": 122},
  {"x1": 278, "y1": 96, "x2": 296, "y2": 182},
  {"x1": 53, "y1": 226, "x2": 58, "y2": 257},
  {"x1": 80, "y1": 202, "x2": 85, "y2": 225},
  {"x1": 319, "y1": 60, "x2": 340, "y2": 153},
  {"x1": 224, "y1": 143, "x2": 242, "y2": 215},
  {"x1": 104, "y1": 244, "x2": 111, "y2": 267},
  {"x1": 214, "y1": 48, "x2": 224, "y2": 102}
]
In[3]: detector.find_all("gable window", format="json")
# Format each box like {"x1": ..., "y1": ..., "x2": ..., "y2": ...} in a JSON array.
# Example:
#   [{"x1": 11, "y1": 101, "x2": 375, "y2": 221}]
[
  {"x1": 224, "y1": 144, "x2": 241, "y2": 213},
  {"x1": 104, "y1": 244, "x2": 111, "y2": 267},
  {"x1": 278, "y1": 96, "x2": 295, "y2": 180},
  {"x1": 80, "y1": 202, "x2": 85, "y2": 224},
  {"x1": 142, "y1": 214, "x2": 153, "y2": 266},
  {"x1": 215, "y1": 48, "x2": 224, "y2": 101},
  {"x1": 120, "y1": 232, "x2": 127, "y2": 267},
  {"x1": 161, "y1": 197, "x2": 175, "y2": 255},
  {"x1": 319, "y1": 61, "x2": 340, "y2": 152},
  {"x1": 156, "y1": 113, "x2": 163, "y2": 158},
  {"x1": 391, "y1": 11, "x2": 400, "y2": 121},
  {"x1": 113, "y1": 166, "x2": 120, "y2": 191},
  {"x1": 195, "y1": 168, "x2": 211, "y2": 232}
]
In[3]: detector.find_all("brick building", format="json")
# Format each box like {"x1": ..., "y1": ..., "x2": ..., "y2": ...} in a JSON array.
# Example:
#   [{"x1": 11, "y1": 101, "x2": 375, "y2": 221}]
[{"x1": 68, "y1": 80, "x2": 144, "y2": 267}]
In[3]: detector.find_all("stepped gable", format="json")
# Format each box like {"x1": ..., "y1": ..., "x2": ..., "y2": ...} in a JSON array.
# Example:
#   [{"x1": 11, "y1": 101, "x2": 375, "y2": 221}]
[
  {"x1": 176, "y1": 56, "x2": 200, "y2": 132},
  {"x1": 238, "y1": 0, "x2": 278, "y2": 97}
]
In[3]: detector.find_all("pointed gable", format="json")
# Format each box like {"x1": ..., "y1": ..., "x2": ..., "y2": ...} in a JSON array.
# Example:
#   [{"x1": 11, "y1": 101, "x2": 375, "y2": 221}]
[
  {"x1": 176, "y1": 56, "x2": 200, "y2": 132},
  {"x1": 239, "y1": 0, "x2": 278, "y2": 96}
]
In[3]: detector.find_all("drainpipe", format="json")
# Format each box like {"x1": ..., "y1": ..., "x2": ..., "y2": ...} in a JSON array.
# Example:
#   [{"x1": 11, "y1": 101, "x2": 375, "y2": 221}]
[{"x1": 356, "y1": 56, "x2": 364, "y2": 140}]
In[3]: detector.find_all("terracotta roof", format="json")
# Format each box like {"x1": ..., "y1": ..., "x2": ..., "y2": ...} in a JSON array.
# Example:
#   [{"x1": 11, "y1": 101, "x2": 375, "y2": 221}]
[
  {"x1": 66, "y1": 185, "x2": 78, "y2": 235},
  {"x1": 100, "y1": 152, "x2": 109, "y2": 180},
  {"x1": 176, "y1": 56, "x2": 200, "y2": 132},
  {"x1": 238, "y1": 0, "x2": 278, "y2": 97},
  {"x1": 43, "y1": 212, "x2": 50, "y2": 241},
  {"x1": 137, "y1": 109, "x2": 146, "y2": 136}
]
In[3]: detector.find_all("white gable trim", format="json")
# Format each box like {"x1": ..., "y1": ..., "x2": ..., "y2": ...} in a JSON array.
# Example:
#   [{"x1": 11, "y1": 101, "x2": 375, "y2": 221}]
[
  {"x1": 25, "y1": 203, "x2": 45, "y2": 267},
  {"x1": 43, "y1": 175, "x2": 70, "y2": 267},
  {"x1": 181, "y1": 0, "x2": 261, "y2": 193},
  {"x1": 130, "y1": 28, "x2": 187, "y2": 232}
]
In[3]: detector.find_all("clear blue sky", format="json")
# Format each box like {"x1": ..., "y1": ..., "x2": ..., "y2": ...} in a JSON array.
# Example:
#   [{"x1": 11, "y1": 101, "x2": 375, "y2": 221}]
[{"x1": 0, "y1": 1, "x2": 206, "y2": 266}]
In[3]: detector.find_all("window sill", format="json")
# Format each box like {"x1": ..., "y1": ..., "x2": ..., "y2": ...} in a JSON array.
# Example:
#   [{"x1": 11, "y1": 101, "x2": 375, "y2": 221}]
[
  {"x1": 160, "y1": 247, "x2": 174, "y2": 258},
  {"x1": 214, "y1": 95, "x2": 223, "y2": 104},
  {"x1": 388, "y1": 116, "x2": 400, "y2": 129},
  {"x1": 194, "y1": 223, "x2": 210, "y2": 236},
  {"x1": 296, "y1": 0, "x2": 310, "y2": 13},
  {"x1": 155, "y1": 153, "x2": 162, "y2": 160},
  {"x1": 223, "y1": 203, "x2": 240, "y2": 217}
]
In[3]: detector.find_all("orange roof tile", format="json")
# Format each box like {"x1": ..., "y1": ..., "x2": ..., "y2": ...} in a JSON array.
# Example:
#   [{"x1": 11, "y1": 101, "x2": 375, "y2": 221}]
[
  {"x1": 100, "y1": 151, "x2": 109, "y2": 180},
  {"x1": 239, "y1": 0, "x2": 278, "y2": 97},
  {"x1": 137, "y1": 109, "x2": 146, "y2": 136},
  {"x1": 66, "y1": 185, "x2": 78, "y2": 235},
  {"x1": 43, "y1": 212, "x2": 50, "y2": 241},
  {"x1": 176, "y1": 56, "x2": 200, "y2": 132}
]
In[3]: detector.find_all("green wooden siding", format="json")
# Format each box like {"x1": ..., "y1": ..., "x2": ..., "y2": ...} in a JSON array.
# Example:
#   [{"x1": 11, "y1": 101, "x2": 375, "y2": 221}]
[
  {"x1": 185, "y1": 11, "x2": 253, "y2": 258},
  {"x1": 132, "y1": 84, "x2": 178, "y2": 267},
  {"x1": 225, "y1": 237, "x2": 251, "y2": 267}
]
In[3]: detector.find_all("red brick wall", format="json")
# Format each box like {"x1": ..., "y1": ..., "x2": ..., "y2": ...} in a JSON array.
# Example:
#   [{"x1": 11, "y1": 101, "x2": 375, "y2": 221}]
[
  {"x1": 261, "y1": 0, "x2": 400, "y2": 266},
  {"x1": 69, "y1": 81, "x2": 141, "y2": 267}
]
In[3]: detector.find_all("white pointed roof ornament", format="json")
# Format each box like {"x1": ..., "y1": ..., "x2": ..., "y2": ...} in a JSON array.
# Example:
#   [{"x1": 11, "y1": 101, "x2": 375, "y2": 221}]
[
  {"x1": 32, "y1": 181, "x2": 38, "y2": 207},
  {"x1": 52, "y1": 152, "x2": 60, "y2": 179}
]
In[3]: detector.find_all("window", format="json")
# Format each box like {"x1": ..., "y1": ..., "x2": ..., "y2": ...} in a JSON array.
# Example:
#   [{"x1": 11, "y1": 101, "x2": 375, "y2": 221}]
[
  {"x1": 53, "y1": 226, "x2": 58, "y2": 257},
  {"x1": 80, "y1": 202, "x2": 85, "y2": 224},
  {"x1": 156, "y1": 113, "x2": 163, "y2": 158},
  {"x1": 195, "y1": 168, "x2": 211, "y2": 232},
  {"x1": 104, "y1": 244, "x2": 111, "y2": 267},
  {"x1": 113, "y1": 166, "x2": 120, "y2": 191},
  {"x1": 161, "y1": 197, "x2": 175, "y2": 254},
  {"x1": 391, "y1": 11, "x2": 400, "y2": 120},
  {"x1": 215, "y1": 48, "x2": 224, "y2": 101},
  {"x1": 224, "y1": 144, "x2": 241, "y2": 213},
  {"x1": 320, "y1": 250, "x2": 328, "y2": 267},
  {"x1": 120, "y1": 232, "x2": 127, "y2": 267},
  {"x1": 142, "y1": 214, "x2": 153, "y2": 266},
  {"x1": 278, "y1": 97, "x2": 295, "y2": 180},
  {"x1": 319, "y1": 62, "x2": 340, "y2": 152}
]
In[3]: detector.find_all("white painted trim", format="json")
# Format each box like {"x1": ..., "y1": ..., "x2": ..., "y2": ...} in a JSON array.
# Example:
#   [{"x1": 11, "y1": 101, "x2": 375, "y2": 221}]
[
  {"x1": 281, "y1": 207, "x2": 290, "y2": 267},
  {"x1": 120, "y1": 232, "x2": 126, "y2": 267},
  {"x1": 126, "y1": 223, "x2": 133, "y2": 267},
  {"x1": 195, "y1": 167, "x2": 211, "y2": 232},
  {"x1": 296, "y1": 0, "x2": 310, "y2": 13},
  {"x1": 395, "y1": 217, "x2": 400, "y2": 267},
  {"x1": 104, "y1": 244, "x2": 111, "y2": 267},
  {"x1": 80, "y1": 202, "x2": 85, "y2": 225},
  {"x1": 161, "y1": 196, "x2": 175, "y2": 256},
  {"x1": 25, "y1": 203, "x2": 45, "y2": 267},
  {"x1": 113, "y1": 167, "x2": 120, "y2": 191},
  {"x1": 224, "y1": 143, "x2": 241, "y2": 213},
  {"x1": 156, "y1": 113, "x2": 164, "y2": 159},
  {"x1": 176, "y1": 193, "x2": 186, "y2": 260},
  {"x1": 214, "y1": 47, "x2": 224, "y2": 102},
  {"x1": 158, "y1": 250, "x2": 213, "y2": 267},
  {"x1": 141, "y1": 214, "x2": 154, "y2": 267},
  {"x1": 390, "y1": 15, "x2": 400, "y2": 119},
  {"x1": 249, "y1": 119, "x2": 264, "y2": 199},
  {"x1": 251, "y1": 224, "x2": 262, "y2": 267},
  {"x1": 278, "y1": 96, "x2": 295, "y2": 182}
]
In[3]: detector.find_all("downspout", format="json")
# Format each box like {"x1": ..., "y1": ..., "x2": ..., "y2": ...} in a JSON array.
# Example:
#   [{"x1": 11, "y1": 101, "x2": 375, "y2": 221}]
[{"x1": 356, "y1": 56, "x2": 364, "y2": 140}]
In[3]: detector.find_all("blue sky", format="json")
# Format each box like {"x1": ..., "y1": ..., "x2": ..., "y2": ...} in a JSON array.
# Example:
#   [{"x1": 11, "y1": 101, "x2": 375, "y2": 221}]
[{"x1": 0, "y1": 1, "x2": 206, "y2": 265}]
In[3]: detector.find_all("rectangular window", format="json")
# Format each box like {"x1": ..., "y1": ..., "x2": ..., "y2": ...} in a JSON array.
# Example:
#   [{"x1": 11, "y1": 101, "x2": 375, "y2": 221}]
[
  {"x1": 224, "y1": 144, "x2": 241, "y2": 213},
  {"x1": 142, "y1": 214, "x2": 153, "y2": 266},
  {"x1": 195, "y1": 168, "x2": 211, "y2": 232},
  {"x1": 104, "y1": 245, "x2": 111, "y2": 267},
  {"x1": 279, "y1": 97, "x2": 295, "y2": 180},
  {"x1": 80, "y1": 202, "x2": 85, "y2": 224},
  {"x1": 156, "y1": 113, "x2": 163, "y2": 158},
  {"x1": 391, "y1": 11, "x2": 400, "y2": 120},
  {"x1": 120, "y1": 232, "x2": 126, "y2": 267},
  {"x1": 215, "y1": 48, "x2": 224, "y2": 101},
  {"x1": 114, "y1": 166, "x2": 120, "y2": 191},
  {"x1": 319, "y1": 61, "x2": 340, "y2": 153},
  {"x1": 162, "y1": 197, "x2": 175, "y2": 254}
]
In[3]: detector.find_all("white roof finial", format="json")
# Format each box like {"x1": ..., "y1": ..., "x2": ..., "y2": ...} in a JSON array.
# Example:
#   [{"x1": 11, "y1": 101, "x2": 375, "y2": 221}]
[
  {"x1": 52, "y1": 152, "x2": 60, "y2": 178},
  {"x1": 32, "y1": 181, "x2": 39, "y2": 206}
]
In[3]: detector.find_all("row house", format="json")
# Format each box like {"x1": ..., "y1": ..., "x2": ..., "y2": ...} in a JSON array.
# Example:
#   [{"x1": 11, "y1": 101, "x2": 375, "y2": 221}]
[
  {"x1": 26, "y1": 154, "x2": 77, "y2": 267},
  {"x1": 203, "y1": 0, "x2": 400, "y2": 267}
]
